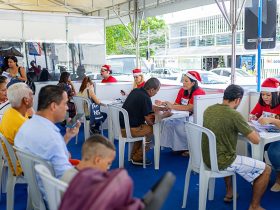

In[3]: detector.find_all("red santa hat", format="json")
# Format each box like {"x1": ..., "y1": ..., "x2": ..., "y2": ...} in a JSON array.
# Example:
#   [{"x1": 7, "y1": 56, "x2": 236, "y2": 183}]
[
  {"x1": 101, "y1": 64, "x2": 111, "y2": 72},
  {"x1": 261, "y1": 78, "x2": 280, "y2": 92},
  {"x1": 185, "y1": 71, "x2": 202, "y2": 82},
  {"x1": 132, "y1": 68, "x2": 142, "y2": 76}
]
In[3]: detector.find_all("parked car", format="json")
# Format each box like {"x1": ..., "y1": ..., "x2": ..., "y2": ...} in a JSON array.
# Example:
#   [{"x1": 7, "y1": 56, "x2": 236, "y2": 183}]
[
  {"x1": 150, "y1": 68, "x2": 181, "y2": 80},
  {"x1": 159, "y1": 70, "x2": 228, "y2": 89},
  {"x1": 210, "y1": 68, "x2": 257, "y2": 86}
]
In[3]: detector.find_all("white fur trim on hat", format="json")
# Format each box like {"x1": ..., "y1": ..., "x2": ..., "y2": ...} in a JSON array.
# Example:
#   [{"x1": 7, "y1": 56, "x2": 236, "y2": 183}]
[
  {"x1": 261, "y1": 87, "x2": 280, "y2": 92},
  {"x1": 185, "y1": 72, "x2": 198, "y2": 81},
  {"x1": 133, "y1": 72, "x2": 142, "y2": 76}
]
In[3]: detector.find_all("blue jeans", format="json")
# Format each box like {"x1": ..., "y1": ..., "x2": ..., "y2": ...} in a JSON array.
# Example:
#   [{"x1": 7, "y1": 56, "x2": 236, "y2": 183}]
[{"x1": 267, "y1": 141, "x2": 280, "y2": 171}]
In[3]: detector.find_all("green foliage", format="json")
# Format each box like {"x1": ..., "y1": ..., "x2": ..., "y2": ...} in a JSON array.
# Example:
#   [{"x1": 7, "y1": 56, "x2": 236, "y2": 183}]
[{"x1": 106, "y1": 17, "x2": 166, "y2": 57}]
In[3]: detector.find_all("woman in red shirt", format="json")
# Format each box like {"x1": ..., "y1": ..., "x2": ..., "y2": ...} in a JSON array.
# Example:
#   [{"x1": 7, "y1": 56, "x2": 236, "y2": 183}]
[
  {"x1": 250, "y1": 78, "x2": 280, "y2": 120},
  {"x1": 156, "y1": 71, "x2": 206, "y2": 113}
]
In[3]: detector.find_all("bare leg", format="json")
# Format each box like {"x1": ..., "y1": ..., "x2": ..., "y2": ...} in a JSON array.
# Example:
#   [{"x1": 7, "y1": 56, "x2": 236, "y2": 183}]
[
  {"x1": 276, "y1": 172, "x2": 280, "y2": 184},
  {"x1": 224, "y1": 176, "x2": 233, "y2": 198},
  {"x1": 249, "y1": 165, "x2": 271, "y2": 210}
]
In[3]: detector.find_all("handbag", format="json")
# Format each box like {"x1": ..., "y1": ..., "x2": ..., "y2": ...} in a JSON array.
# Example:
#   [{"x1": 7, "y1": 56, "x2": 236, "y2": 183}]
[{"x1": 87, "y1": 89, "x2": 103, "y2": 125}]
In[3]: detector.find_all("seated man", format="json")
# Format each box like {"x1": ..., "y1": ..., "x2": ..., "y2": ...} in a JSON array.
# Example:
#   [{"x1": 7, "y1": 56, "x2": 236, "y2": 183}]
[
  {"x1": 202, "y1": 84, "x2": 271, "y2": 210},
  {"x1": 120, "y1": 78, "x2": 162, "y2": 166},
  {"x1": 0, "y1": 82, "x2": 33, "y2": 176},
  {"x1": 15, "y1": 85, "x2": 81, "y2": 178},
  {"x1": 61, "y1": 134, "x2": 116, "y2": 183}
]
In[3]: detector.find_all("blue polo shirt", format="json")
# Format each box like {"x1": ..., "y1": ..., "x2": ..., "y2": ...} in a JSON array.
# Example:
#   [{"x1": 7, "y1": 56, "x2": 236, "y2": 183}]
[{"x1": 15, "y1": 114, "x2": 72, "y2": 178}]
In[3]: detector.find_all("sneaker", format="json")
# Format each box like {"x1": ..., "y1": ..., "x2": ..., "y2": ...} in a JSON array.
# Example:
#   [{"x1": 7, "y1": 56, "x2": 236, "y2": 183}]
[{"x1": 131, "y1": 159, "x2": 152, "y2": 166}]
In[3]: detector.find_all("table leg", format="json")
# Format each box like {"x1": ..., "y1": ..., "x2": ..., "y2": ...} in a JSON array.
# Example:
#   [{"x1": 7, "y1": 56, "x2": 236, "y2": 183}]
[{"x1": 153, "y1": 122, "x2": 160, "y2": 170}]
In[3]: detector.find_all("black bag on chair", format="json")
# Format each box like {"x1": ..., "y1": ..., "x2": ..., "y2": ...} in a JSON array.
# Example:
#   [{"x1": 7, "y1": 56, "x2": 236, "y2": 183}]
[{"x1": 89, "y1": 102, "x2": 104, "y2": 125}]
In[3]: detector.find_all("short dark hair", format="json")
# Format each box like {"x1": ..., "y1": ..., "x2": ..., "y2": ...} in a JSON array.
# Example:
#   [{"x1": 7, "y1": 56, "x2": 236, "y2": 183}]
[
  {"x1": 143, "y1": 77, "x2": 161, "y2": 90},
  {"x1": 82, "y1": 135, "x2": 116, "y2": 160},
  {"x1": 37, "y1": 85, "x2": 65, "y2": 111},
  {"x1": 0, "y1": 75, "x2": 7, "y2": 84},
  {"x1": 259, "y1": 92, "x2": 280, "y2": 109},
  {"x1": 223, "y1": 84, "x2": 244, "y2": 102}
]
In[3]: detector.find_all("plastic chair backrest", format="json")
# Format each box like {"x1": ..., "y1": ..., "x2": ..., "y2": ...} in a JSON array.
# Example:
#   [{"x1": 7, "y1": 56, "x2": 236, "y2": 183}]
[
  {"x1": 72, "y1": 96, "x2": 91, "y2": 115},
  {"x1": 109, "y1": 105, "x2": 133, "y2": 139},
  {"x1": 14, "y1": 146, "x2": 55, "y2": 210},
  {"x1": 35, "y1": 164, "x2": 68, "y2": 210},
  {"x1": 0, "y1": 132, "x2": 17, "y2": 175},
  {"x1": 185, "y1": 122, "x2": 220, "y2": 173}
]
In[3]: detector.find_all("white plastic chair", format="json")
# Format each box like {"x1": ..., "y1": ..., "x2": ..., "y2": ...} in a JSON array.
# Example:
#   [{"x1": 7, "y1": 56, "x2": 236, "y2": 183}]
[
  {"x1": 72, "y1": 96, "x2": 91, "y2": 143},
  {"x1": 0, "y1": 133, "x2": 32, "y2": 210},
  {"x1": 14, "y1": 146, "x2": 55, "y2": 210},
  {"x1": 35, "y1": 164, "x2": 68, "y2": 210},
  {"x1": 0, "y1": 148, "x2": 8, "y2": 202},
  {"x1": 182, "y1": 122, "x2": 237, "y2": 210},
  {"x1": 109, "y1": 105, "x2": 146, "y2": 168},
  {"x1": 73, "y1": 96, "x2": 104, "y2": 143}
]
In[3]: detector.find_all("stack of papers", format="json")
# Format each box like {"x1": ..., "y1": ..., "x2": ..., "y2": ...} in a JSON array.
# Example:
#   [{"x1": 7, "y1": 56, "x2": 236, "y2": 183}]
[{"x1": 249, "y1": 120, "x2": 280, "y2": 133}]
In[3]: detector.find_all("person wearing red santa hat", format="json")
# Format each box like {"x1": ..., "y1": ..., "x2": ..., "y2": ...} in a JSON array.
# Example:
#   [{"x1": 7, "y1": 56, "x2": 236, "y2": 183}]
[
  {"x1": 155, "y1": 71, "x2": 206, "y2": 156},
  {"x1": 156, "y1": 70, "x2": 205, "y2": 112},
  {"x1": 100, "y1": 65, "x2": 117, "y2": 83},
  {"x1": 254, "y1": 78, "x2": 280, "y2": 193},
  {"x1": 250, "y1": 78, "x2": 280, "y2": 120},
  {"x1": 132, "y1": 68, "x2": 145, "y2": 89}
]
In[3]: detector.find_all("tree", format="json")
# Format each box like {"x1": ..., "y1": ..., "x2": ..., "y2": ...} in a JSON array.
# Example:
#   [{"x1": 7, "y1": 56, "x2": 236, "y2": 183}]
[{"x1": 106, "y1": 17, "x2": 167, "y2": 57}]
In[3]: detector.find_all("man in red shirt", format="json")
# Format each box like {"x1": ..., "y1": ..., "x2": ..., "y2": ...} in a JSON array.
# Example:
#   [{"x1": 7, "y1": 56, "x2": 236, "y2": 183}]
[{"x1": 100, "y1": 65, "x2": 117, "y2": 83}]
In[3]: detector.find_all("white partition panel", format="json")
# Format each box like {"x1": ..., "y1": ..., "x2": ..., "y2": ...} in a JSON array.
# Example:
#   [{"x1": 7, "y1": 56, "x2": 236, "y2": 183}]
[
  {"x1": 151, "y1": 86, "x2": 181, "y2": 103},
  {"x1": 0, "y1": 11, "x2": 22, "y2": 40},
  {"x1": 67, "y1": 17, "x2": 105, "y2": 44},
  {"x1": 249, "y1": 91, "x2": 260, "y2": 112},
  {"x1": 193, "y1": 94, "x2": 223, "y2": 126},
  {"x1": 23, "y1": 13, "x2": 66, "y2": 42},
  {"x1": 94, "y1": 82, "x2": 133, "y2": 100}
]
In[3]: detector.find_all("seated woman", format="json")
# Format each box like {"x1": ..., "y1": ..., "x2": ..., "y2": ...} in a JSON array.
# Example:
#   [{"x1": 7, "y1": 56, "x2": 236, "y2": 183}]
[
  {"x1": 121, "y1": 68, "x2": 145, "y2": 96},
  {"x1": 4, "y1": 56, "x2": 27, "y2": 82},
  {"x1": 78, "y1": 76, "x2": 107, "y2": 134},
  {"x1": 156, "y1": 71, "x2": 205, "y2": 112},
  {"x1": 250, "y1": 78, "x2": 280, "y2": 120},
  {"x1": 156, "y1": 71, "x2": 206, "y2": 156},
  {"x1": 251, "y1": 78, "x2": 280, "y2": 192},
  {"x1": 57, "y1": 72, "x2": 76, "y2": 118}
]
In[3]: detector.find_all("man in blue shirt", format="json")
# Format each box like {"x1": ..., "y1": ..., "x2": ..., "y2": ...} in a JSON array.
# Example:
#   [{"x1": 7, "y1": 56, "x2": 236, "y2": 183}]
[{"x1": 15, "y1": 85, "x2": 80, "y2": 178}]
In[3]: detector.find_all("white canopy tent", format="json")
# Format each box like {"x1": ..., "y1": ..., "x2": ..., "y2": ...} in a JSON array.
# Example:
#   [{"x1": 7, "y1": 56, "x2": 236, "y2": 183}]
[{"x1": 0, "y1": 0, "x2": 255, "y2": 84}]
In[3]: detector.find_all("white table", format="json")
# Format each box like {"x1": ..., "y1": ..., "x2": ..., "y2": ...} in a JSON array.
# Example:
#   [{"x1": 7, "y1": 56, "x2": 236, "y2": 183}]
[
  {"x1": 239, "y1": 131, "x2": 280, "y2": 161},
  {"x1": 153, "y1": 111, "x2": 189, "y2": 170}
]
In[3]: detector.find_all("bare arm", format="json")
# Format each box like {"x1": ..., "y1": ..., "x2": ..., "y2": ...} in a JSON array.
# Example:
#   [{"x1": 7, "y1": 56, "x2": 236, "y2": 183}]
[
  {"x1": 258, "y1": 117, "x2": 280, "y2": 128},
  {"x1": 246, "y1": 130, "x2": 260, "y2": 144},
  {"x1": 164, "y1": 101, "x2": 193, "y2": 112},
  {"x1": 18, "y1": 67, "x2": 27, "y2": 81},
  {"x1": 145, "y1": 114, "x2": 155, "y2": 125},
  {"x1": 89, "y1": 87, "x2": 101, "y2": 104}
]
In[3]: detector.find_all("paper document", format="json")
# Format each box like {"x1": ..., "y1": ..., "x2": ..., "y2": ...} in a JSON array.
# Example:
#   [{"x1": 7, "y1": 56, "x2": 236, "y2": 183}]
[{"x1": 249, "y1": 120, "x2": 280, "y2": 133}]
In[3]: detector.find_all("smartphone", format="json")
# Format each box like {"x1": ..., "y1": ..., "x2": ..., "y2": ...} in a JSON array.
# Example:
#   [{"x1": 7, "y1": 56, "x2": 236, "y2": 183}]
[
  {"x1": 66, "y1": 113, "x2": 84, "y2": 128},
  {"x1": 120, "y1": 90, "x2": 126, "y2": 95}
]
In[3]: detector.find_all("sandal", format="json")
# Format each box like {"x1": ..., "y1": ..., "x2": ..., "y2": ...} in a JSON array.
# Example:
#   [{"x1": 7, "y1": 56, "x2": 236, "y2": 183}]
[
  {"x1": 223, "y1": 194, "x2": 239, "y2": 203},
  {"x1": 181, "y1": 151, "x2": 189, "y2": 157}
]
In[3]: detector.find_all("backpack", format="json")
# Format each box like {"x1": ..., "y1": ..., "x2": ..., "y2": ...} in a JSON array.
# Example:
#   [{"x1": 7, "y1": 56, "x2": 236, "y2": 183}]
[
  {"x1": 59, "y1": 168, "x2": 144, "y2": 210},
  {"x1": 87, "y1": 89, "x2": 104, "y2": 124}
]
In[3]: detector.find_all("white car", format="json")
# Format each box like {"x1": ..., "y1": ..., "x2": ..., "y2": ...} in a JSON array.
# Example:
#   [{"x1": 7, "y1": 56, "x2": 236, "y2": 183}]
[
  {"x1": 159, "y1": 70, "x2": 228, "y2": 90},
  {"x1": 210, "y1": 68, "x2": 257, "y2": 86}
]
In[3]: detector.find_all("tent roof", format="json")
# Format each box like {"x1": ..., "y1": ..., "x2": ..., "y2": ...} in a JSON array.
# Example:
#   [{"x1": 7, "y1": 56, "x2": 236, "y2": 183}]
[{"x1": 0, "y1": 0, "x2": 215, "y2": 24}]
